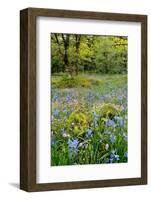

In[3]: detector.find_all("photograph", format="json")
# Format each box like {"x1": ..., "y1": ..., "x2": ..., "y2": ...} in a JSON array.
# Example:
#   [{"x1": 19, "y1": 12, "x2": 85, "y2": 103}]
[
  {"x1": 20, "y1": 7, "x2": 147, "y2": 191},
  {"x1": 51, "y1": 33, "x2": 128, "y2": 166}
]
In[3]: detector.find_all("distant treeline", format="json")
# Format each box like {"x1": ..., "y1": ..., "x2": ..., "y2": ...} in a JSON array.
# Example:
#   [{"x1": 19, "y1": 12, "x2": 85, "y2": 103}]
[{"x1": 51, "y1": 33, "x2": 128, "y2": 76}]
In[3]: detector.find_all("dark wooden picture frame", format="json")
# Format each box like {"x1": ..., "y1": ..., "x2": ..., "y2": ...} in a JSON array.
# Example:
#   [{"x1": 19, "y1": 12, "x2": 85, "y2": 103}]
[{"x1": 20, "y1": 7, "x2": 147, "y2": 192}]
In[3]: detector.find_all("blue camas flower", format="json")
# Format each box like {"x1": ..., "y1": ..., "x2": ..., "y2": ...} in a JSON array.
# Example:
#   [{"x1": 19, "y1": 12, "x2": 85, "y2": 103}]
[
  {"x1": 68, "y1": 139, "x2": 79, "y2": 153},
  {"x1": 92, "y1": 112, "x2": 99, "y2": 127},
  {"x1": 120, "y1": 119, "x2": 124, "y2": 128},
  {"x1": 114, "y1": 116, "x2": 120, "y2": 121},
  {"x1": 124, "y1": 152, "x2": 128, "y2": 158},
  {"x1": 53, "y1": 109, "x2": 59, "y2": 117},
  {"x1": 118, "y1": 96, "x2": 123, "y2": 102},
  {"x1": 110, "y1": 134, "x2": 116, "y2": 143},
  {"x1": 51, "y1": 136, "x2": 56, "y2": 145},
  {"x1": 87, "y1": 92, "x2": 95, "y2": 102},
  {"x1": 106, "y1": 119, "x2": 115, "y2": 127},
  {"x1": 86, "y1": 129, "x2": 93, "y2": 138},
  {"x1": 54, "y1": 95, "x2": 59, "y2": 101},
  {"x1": 66, "y1": 94, "x2": 72, "y2": 103},
  {"x1": 114, "y1": 154, "x2": 120, "y2": 161},
  {"x1": 109, "y1": 151, "x2": 120, "y2": 163}
]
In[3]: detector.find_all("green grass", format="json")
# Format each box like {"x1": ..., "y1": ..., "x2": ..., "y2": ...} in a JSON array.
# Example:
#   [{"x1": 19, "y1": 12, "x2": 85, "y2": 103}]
[{"x1": 52, "y1": 74, "x2": 101, "y2": 89}]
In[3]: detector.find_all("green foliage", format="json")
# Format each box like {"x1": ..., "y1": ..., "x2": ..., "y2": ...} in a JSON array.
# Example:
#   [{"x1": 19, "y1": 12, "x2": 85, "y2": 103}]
[
  {"x1": 51, "y1": 40, "x2": 65, "y2": 73},
  {"x1": 97, "y1": 103, "x2": 120, "y2": 119},
  {"x1": 51, "y1": 33, "x2": 127, "y2": 75},
  {"x1": 52, "y1": 75, "x2": 100, "y2": 88},
  {"x1": 67, "y1": 112, "x2": 89, "y2": 137},
  {"x1": 51, "y1": 141, "x2": 70, "y2": 166},
  {"x1": 95, "y1": 36, "x2": 127, "y2": 74}
]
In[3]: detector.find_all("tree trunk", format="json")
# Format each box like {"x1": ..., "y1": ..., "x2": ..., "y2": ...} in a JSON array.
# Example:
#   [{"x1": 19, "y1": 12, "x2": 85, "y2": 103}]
[
  {"x1": 75, "y1": 35, "x2": 81, "y2": 75},
  {"x1": 61, "y1": 34, "x2": 72, "y2": 76}
]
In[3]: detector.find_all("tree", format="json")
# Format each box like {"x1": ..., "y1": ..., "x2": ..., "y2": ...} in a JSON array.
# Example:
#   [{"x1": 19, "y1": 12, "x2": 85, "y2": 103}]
[
  {"x1": 75, "y1": 34, "x2": 81, "y2": 75},
  {"x1": 61, "y1": 34, "x2": 70, "y2": 74},
  {"x1": 95, "y1": 36, "x2": 127, "y2": 74},
  {"x1": 51, "y1": 33, "x2": 128, "y2": 75}
]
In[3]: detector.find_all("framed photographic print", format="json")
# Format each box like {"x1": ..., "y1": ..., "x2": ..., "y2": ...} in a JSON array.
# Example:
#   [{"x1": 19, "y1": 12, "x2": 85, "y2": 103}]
[{"x1": 20, "y1": 8, "x2": 147, "y2": 191}]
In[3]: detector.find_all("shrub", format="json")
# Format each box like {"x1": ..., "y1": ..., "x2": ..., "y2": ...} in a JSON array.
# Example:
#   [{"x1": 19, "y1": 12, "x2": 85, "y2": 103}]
[
  {"x1": 98, "y1": 103, "x2": 120, "y2": 119},
  {"x1": 52, "y1": 75, "x2": 101, "y2": 89},
  {"x1": 67, "y1": 112, "x2": 88, "y2": 136}
]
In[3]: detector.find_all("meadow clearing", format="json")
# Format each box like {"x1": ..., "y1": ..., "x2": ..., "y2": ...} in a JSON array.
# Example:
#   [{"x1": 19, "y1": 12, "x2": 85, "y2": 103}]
[{"x1": 51, "y1": 74, "x2": 128, "y2": 166}]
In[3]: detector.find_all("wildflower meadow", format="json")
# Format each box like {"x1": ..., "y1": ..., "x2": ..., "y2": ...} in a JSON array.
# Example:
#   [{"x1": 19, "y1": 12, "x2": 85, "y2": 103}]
[{"x1": 51, "y1": 33, "x2": 128, "y2": 166}]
